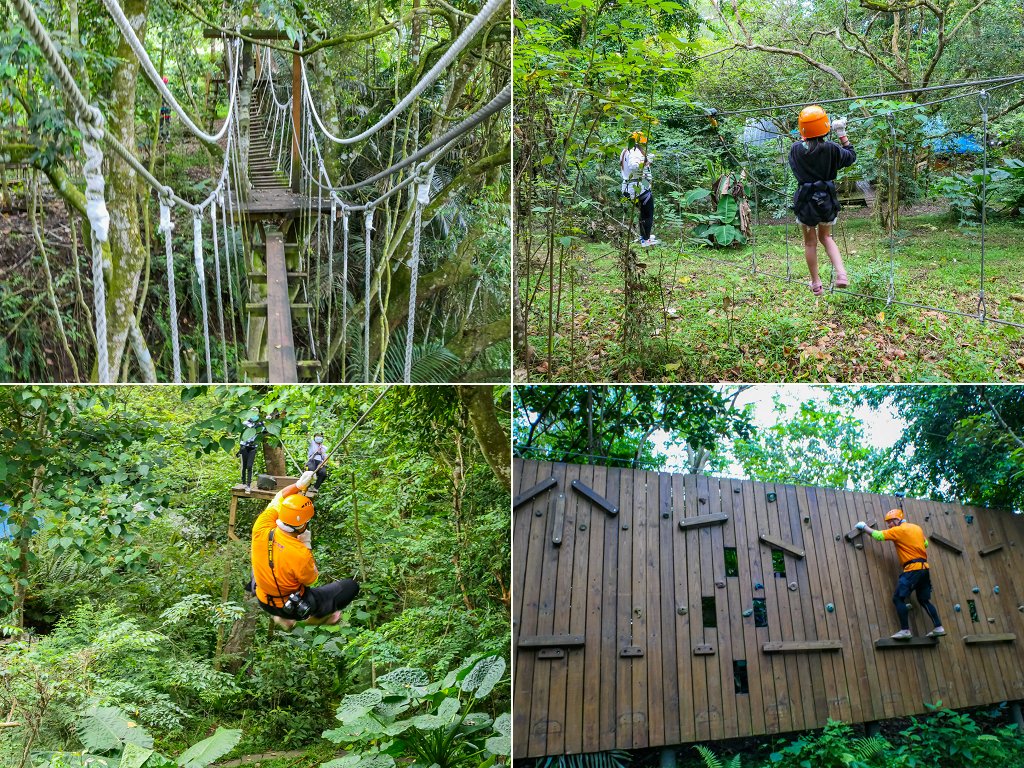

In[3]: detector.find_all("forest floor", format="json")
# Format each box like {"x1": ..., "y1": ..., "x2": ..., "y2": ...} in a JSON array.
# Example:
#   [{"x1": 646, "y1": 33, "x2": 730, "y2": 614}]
[{"x1": 520, "y1": 211, "x2": 1024, "y2": 383}]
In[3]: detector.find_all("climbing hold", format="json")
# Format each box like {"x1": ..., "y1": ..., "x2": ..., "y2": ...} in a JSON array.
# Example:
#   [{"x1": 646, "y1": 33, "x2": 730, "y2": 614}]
[
  {"x1": 966, "y1": 515, "x2": 975, "y2": 524},
  {"x1": 767, "y1": 492, "x2": 778, "y2": 503},
  {"x1": 733, "y1": 487, "x2": 741, "y2": 493},
  {"x1": 699, "y1": 497, "x2": 707, "y2": 504},
  {"x1": 621, "y1": 523, "x2": 629, "y2": 531},
  {"x1": 579, "y1": 523, "x2": 587, "y2": 531},
  {"x1": 803, "y1": 515, "x2": 810, "y2": 524},
  {"x1": 743, "y1": 608, "x2": 754, "y2": 617},
  {"x1": 855, "y1": 543, "x2": 864, "y2": 550},
  {"x1": 678, "y1": 605, "x2": 688, "y2": 615},
  {"x1": 955, "y1": 604, "x2": 962, "y2": 612},
  {"x1": 988, "y1": 617, "x2": 996, "y2": 624},
  {"x1": 826, "y1": 603, "x2": 835, "y2": 613},
  {"x1": 715, "y1": 580, "x2": 726, "y2": 589},
  {"x1": 905, "y1": 603, "x2": 913, "y2": 611},
  {"x1": 662, "y1": 512, "x2": 670, "y2": 519},
  {"x1": 994, "y1": 586, "x2": 1000, "y2": 594},
  {"x1": 924, "y1": 514, "x2": 931, "y2": 522},
  {"x1": 1018, "y1": 605, "x2": 1024, "y2": 613},
  {"x1": 972, "y1": 586, "x2": 980, "y2": 594},
  {"x1": 788, "y1": 581, "x2": 798, "y2": 592},
  {"x1": 534, "y1": 510, "x2": 543, "y2": 517},
  {"x1": 754, "y1": 582, "x2": 764, "y2": 591},
  {"x1": 835, "y1": 534, "x2": 842, "y2": 541}
]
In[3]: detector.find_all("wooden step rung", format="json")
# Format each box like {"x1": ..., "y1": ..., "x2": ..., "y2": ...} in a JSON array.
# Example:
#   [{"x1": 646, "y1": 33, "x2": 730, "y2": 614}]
[
  {"x1": 246, "y1": 270, "x2": 307, "y2": 282},
  {"x1": 762, "y1": 640, "x2": 843, "y2": 654},
  {"x1": 245, "y1": 301, "x2": 312, "y2": 318},
  {"x1": 241, "y1": 360, "x2": 321, "y2": 377}
]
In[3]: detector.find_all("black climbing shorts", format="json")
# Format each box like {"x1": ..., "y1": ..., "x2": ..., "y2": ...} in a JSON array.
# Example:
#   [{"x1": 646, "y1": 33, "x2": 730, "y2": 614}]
[
  {"x1": 894, "y1": 568, "x2": 932, "y2": 604},
  {"x1": 258, "y1": 579, "x2": 360, "y2": 620}
]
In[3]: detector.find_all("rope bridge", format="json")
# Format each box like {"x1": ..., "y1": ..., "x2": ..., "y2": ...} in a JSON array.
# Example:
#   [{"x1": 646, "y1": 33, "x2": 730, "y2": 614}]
[{"x1": 10, "y1": 0, "x2": 509, "y2": 383}]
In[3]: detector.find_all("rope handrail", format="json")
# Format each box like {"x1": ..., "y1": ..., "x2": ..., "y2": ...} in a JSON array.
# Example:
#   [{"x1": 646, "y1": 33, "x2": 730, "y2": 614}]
[
  {"x1": 302, "y1": 0, "x2": 507, "y2": 146},
  {"x1": 100, "y1": 0, "x2": 241, "y2": 145}
]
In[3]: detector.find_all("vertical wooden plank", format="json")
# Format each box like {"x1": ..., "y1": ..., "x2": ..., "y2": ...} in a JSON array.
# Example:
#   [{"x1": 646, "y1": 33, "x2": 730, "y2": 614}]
[
  {"x1": 734, "y1": 476, "x2": 768, "y2": 735},
  {"x1": 628, "y1": 466, "x2": 649, "y2": 750},
  {"x1": 778, "y1": 482, "x2": 823, "y2": 731},
  {"x1": 795, "y1": 484, "x2": 848, "y2": 724},
  {"x1": 721, "y1": 477, "x2": 753, "y2": 737},
  {"x1": 672, "y1": 472, "x2": 696, "y2": 743},
  {"x1": 581, "y1": 463, "x2": 609, "y2": 754},
  {"x1": 988, "y1": 506, "x2": 1024, "y2": 701},
  {"x1": 658, "y1": 471, "x2": 680, "y2": 746},
  {"x1": 527, "y1": 461, "x2": 567, "y2": 757},
  {"x1": 686, "y1": 472, "x2": 711, "y2": 742},
  {"x1": 513, "y1": 459, "x2": 541, "y2": 759},
  {"x1": 696, "y1": 474, "x2": 725, "y2": 740},
  {"x1": 643, "y1": 470, "x2": 665, "y2": 749},
  {"x1": 547, "y1": 463, "x2": 583, "y2": 756},
  {"x1": 752, "y1": 479, "x2": 793, "y2": 735},
  {"x1": 614, "y1": 466, "x2": 635, "y2": 750},
  {"x1": 599, "y1": 466, "x2": 622, "y2": 752},
  {"x1": 708, "y1": 477, "x2": 738, "y2": 739}
]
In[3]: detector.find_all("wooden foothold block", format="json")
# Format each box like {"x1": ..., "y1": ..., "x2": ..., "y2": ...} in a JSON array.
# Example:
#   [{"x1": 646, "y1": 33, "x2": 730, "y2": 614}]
[
  {"x1": 620, "y1": 646, "x2": 644, "y2": 658},
  {"x1": 518, "y1": 634, "x2": 586, "y2": 648},
  {"x1": 551, "y1": 493, "x2": 566, "y2": 547},
  {"x1": 874, "y1": 637, "x2": 939, "y2": 649},
  {"x1": 929, "y1": 533, "x2": 963, "y2": 554},
  {"x1": 964, "y1": 633, "x2": 1016, "y2": 644},
  {"x1": 537, "y1": 648, "x2": 565, "y2": 660},
  {"x1": 678, "y1": 513, "x2": 729, "y2": 530},
  {"x1": 759, "y1": 533, "x2": 805, "y2": 559},
  {"x1": 513, "y1": 476, "x2": 557, "y2": 509},
  {"x1": 979, "y1": 543, "x2": 1004, "y2": 557},
  {"x1": 693, "y1": 644, "x2": 716, "y2": 655},
  {"x1": 845, "y1": 521, "x2": 877, "y2": 541},
  {"x1": 762, "y1": 640, "x2": 843, "y2": 653},
  {"x1": 570, "y1": 480, "x2": 619, "y2": 516}
]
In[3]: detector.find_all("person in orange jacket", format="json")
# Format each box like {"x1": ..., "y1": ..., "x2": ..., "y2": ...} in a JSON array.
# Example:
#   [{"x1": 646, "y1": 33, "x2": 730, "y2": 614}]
[
  {"x1": 251, "y1": 470, "x2": 359, "y2": 630},
  {"x1": 857, "y1": 508, "x2": 945, "y2": 641}
]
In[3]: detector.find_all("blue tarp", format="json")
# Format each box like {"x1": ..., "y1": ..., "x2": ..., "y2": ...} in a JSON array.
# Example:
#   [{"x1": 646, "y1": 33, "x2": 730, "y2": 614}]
[
  {"x1": 923, "y1": 117, "x2": 982, "y2": 154},
  {"x1": 741, "y1": 118, "x2": 788, "y2": 146},
  {"x1": 0, "y1": 504, "x2": 10, "y2": 539}
]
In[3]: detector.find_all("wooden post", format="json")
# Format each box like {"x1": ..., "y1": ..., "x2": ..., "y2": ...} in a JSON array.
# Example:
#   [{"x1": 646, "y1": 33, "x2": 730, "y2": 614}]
[
  {"x1": 290, "y1": 47, "x2": 302, "y2": 193},
  {"x1": 227, "y1": 495, "x2": 239, "y2": 542},
  {"x1": 1012, "y1": 701, "x2": 1024, "y2": 731},
  {"x1": 659, "y1": 748, "x2": 676, "y2": 768}
]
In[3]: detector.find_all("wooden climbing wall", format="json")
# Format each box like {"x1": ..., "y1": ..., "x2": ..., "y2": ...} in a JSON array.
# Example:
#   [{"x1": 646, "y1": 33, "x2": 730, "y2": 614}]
[{"x1": 512, "y1": 459, "x2": 1024, "y2": 759}]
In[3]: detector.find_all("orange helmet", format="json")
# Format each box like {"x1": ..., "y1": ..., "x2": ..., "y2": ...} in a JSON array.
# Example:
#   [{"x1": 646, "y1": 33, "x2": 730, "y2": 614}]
[
  {"x1": 798, "y1": 105, "x2": 830, "y2": 139},
  {"x1": 280, "y1": 494, "x2": 315, "y2": 528},
  {"x1": 885, "y1": 508, "x2": 905, "y2": 524}
]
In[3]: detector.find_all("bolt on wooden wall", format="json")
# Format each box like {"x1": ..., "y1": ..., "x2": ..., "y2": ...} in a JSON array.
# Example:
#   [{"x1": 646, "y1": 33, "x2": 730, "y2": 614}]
[{"x1": 512, "y1": 459, "x2": 1024, "y2": 759}]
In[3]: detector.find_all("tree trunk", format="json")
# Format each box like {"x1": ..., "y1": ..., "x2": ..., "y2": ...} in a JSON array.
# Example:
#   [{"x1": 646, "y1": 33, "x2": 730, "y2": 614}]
[
  {"x1": 262, "y1": 442, "x2": 286, "y2": 476},
  {"x1": 456, "y1": 385, "x2": 510, "y2": 492},
  {"x1": 103, "y1": 0, "x2": 152, "y2": 378}
]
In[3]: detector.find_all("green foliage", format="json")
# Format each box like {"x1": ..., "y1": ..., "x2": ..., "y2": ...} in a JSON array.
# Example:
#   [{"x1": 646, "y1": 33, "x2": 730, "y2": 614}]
[
  {"x1": 887, "y1": 705, "x2": 1024, "y2": 768},
  {"x1": 932, "y1": 168, "x2": 1011, "y2": 224},
  {"x1": 321, "y1": 655, "x2": 509, "y2": 768},
  {"x1": 694, "y1": 745, "x2": 740, "y2": 768},
  {"x1": 767, "y1": 720, "x2": 888, "y2": 768},
  {"x1": 533, "y1": 751, "x2": 632, "y2": 768},
  {"x1": 78, "y1": 706, "x2": 153, "y2": 754}
]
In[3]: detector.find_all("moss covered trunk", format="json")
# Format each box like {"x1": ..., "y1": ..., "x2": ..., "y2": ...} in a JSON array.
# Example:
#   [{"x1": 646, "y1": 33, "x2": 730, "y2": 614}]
[{"x1": 103, "y1": 0, "x2": 150, "y2": 378}]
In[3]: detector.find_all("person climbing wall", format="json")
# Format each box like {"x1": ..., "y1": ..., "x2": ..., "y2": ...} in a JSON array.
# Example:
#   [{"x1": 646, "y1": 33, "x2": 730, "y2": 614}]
[
  {"x1": 789, "y1": 105, "x2": 856, "y2": 296},
  {"x1": 159, "y1": 76, "x2": 171, "y2": 142},
  {"x1": 857, "y1": 509, "x2": 946, "y2": 640},
  {"x1": 620, "y1": 131, "x2": 656, "y2": 247},
  {"x1": 250, "y1": 470, "x2": 359, "y2": 631},
  {"x1": 238, "y1": 413, "x2": 265, "y2": 492},
  {"x1": 306, "y1": 431, "x2": 328, "y2": 490}
]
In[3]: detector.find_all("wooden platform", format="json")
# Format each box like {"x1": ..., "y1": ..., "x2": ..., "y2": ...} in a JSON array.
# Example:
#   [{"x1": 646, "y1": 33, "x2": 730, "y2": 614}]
[
  {"x1": 227, "y1": 189, "x2": 334, "y2": 215},
  {"x1": 514, "y1": 459, "x2": 1024, "y2": 758},
  {"x1": 264, "y1": 230, "x2": 298, "y2": 383},
  {"x1": 227, "y1": 476, "x2": 316, "y2": 541}
]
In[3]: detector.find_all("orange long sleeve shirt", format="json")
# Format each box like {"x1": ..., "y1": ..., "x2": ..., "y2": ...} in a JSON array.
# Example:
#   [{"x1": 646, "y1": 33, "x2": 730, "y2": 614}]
[{"x1": 251, "y1": 486, "x2": 318, "y2": 606}]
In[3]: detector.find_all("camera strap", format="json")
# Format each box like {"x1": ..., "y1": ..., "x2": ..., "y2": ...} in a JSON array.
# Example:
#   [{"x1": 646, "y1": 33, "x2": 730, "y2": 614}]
[{"x1": 267, "y1": 529, "x2": 287, "y2": 608}]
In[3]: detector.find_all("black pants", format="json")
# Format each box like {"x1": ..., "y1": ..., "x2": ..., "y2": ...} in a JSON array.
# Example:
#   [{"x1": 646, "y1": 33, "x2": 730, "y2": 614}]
[
  {"x1": 638, "y1": 189, "x2": 654, "y2": 240},
  {"x1": 240, "y1": 445, "x2": 257, "y2": 485},
  {"x1": 893, "y1": 568, "x2": 941, "y2": 630},
  {"x1": 306, "y1": 457, "x2": 328, "y2": 489},
  {"x1": 259, "y1": 578, "x2": 360, "y2": 620}
]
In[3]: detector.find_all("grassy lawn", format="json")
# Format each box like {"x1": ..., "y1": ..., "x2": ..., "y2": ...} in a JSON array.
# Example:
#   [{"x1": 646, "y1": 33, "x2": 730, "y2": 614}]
[{"x1": 519, "y1": 212, "x2": 1024, "y2": 382}]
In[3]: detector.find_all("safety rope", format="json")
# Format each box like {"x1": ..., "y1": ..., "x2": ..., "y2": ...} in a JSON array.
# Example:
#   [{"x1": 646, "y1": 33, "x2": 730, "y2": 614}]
[
  {"x1": 209, "y1": 208, "x2": 228, "y2": 381},
  {"x1": 302, "y1": 0, "x2": 505, "y2": 146},
  {"x1": 192, "y1": 209, "x2": 213, "y2": 382},
  {"x1": 159, "y1": 198, "x2": 181, "y2": 382},
  {"x1": 978, "y1": 90, "x2": 990, "y2": 322},
  {"x1": 363, "y1": 207, "x2": 374, "y2": 382},
  {"x1": 340, "y1": 203, "x2": 350, "y2": 381},
  {"x1": 327, "y1": 196, "x2": 337, "y2": 357},
  {"x1": 886, "y1": 116, "x2": 898, "y2": 305},
  {"x1": 403, "y1": 169, "x2": 432, "y2": 383}
]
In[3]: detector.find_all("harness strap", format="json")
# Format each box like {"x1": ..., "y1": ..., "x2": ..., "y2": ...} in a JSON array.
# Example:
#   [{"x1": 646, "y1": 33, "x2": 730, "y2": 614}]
[{"x1": 903, "y1": 557, "x2": 928, "y2": 571}]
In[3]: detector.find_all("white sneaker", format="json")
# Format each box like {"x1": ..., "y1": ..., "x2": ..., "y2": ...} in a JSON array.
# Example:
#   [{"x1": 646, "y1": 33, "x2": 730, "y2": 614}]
[
  {"x1": 927, "y1": 626, "x2": 946, "y2": 638},
  {"x1": 891, "y1": 629, "x2": 913, "y2": 641},
  {"x1": 639, "y1": 239, "x2": 653, "y2": 248},
  {"x1": 647, "y1": 236, "x2": 659, "y2": 245}
]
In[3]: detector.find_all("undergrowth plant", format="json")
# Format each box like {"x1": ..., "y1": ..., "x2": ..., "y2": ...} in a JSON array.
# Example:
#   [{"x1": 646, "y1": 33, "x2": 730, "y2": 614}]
[{"x1": 320, "y1": 655, "x2": 510, "y2": 768}]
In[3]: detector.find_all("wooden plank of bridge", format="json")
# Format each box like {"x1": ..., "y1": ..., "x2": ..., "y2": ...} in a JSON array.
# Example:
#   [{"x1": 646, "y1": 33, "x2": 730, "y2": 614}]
[
  {"x1": 614, "y1": 466, "x2": 634, "y2": 750},
  {"x1": 630, "y1": 469, "x2": 650, "y2": 749},
  {"x1": 512, "y1": 459, "x2": 539, "y2": 760},
  {"x1": 264, "y1": 230, "x2": 298, "y2": 382},
  {"x1": 582, "y1": 463, "x2": 608, "y2": 753},
  {"x1": 598, "y1": 466, "x2": 622, "y2": 752}
]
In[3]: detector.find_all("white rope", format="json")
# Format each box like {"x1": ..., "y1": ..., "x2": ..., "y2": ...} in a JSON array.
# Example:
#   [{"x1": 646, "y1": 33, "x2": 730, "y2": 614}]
[
  {"x1": 327, "y1": 195, "x2": 337, "y2": 356},
  {"x1": 302, "y1": 0, "x2": 506, "y2": 145},
  {"x1": 192, "y1": 208, "x2": 213, "y2": 382},
  {"x1": 363, "y1": 207, "x2": 374, "y2": 382},
  {"x1": 217, "y1": 191, "x2": 239, "y2": 357},
  {"x1": 159, "y1": 198, "x2": 181, "y2": 382},
  {"x1": 79, "y1": 115, "x2": 112, "y2": 383},
  {"x1": 209, "y1": 207, "x2": 228, "y2": 381},
  {"x1": 404, "y1": 170, "x2": 432, "y2": 383},
  {"x1": 100, "y1": 0, "x2": 239, "y2": 144},
  {"x1": 340, "y1": 203, "x2": 350, "y2": 380}
]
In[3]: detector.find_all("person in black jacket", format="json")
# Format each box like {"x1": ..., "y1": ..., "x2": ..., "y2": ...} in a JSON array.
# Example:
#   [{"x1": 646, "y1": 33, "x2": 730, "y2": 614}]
[{"x1": 789, "y1": 106, "x2": 856, "y2": 296}]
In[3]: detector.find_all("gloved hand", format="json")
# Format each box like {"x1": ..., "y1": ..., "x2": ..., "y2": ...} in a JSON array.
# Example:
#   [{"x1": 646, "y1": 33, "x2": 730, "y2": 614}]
[
  {"x1": 296, "y1": 470, "x2": 316, "y2": 491},
  {"x1": 855, "y1": 521, "x2": 867, "y2": 530},
  {"x1": 297, "y1": 527, "x2": 312, "y2": 549},
  {"x1": 831, "y1": 117, "x2": 847, "y2": 140}
]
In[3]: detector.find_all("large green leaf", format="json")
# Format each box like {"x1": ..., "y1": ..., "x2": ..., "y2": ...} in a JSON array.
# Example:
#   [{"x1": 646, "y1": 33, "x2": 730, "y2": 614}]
[
  {"x1": 120, "y1": 742, "x2": 154, "y2": 768},
  {"x1": 336, "y1": 689, "x2": 384, "y2": 723},
  {"x1": 485, "y1": 712, "x2": 511, "y2": 757},
  {"x1": 460, "y1": 656, "x2": 506, "y2": 699},
  {"x1": 715, "y1": 195, "x2": 738, "y2": 222},
  {"x1": 176, "y1": 727, "x2": 241, "y2": 768},
  {"x1": 78, "y1": 706, "x2": 154, "y2": 753},
  {"x1": 321, "y1": 755, "x2": 395, "y2": 768},
  {"x1": 376, "y1": 667, "x2": 430, "y2": 696}
]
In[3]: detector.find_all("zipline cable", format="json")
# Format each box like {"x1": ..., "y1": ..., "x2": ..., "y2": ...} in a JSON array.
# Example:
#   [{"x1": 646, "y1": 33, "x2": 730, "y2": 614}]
[{"x1": 310, "y1": 386, "x2": 393, "y2": 474}]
